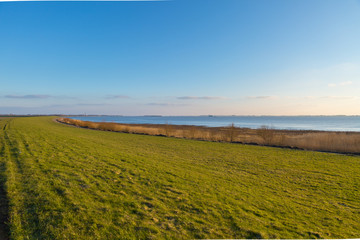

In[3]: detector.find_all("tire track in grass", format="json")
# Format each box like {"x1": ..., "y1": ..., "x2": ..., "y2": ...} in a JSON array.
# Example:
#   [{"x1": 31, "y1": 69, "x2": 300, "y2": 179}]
[
  {"x1": 7, "y1": 123, "x2": 130, "y2": 239},
  {"x1": 0, "y1": 158, "x2": 9, "y2": 240},
  {"x1": 2, "y1": 120, "x2": 57, "y2": 240},
  {"x1": 0, "y1": 120, "x2": 10, "y2": 240},
  {"x1": 2, "y1": 119, "x2": 47, "y2": 239}
]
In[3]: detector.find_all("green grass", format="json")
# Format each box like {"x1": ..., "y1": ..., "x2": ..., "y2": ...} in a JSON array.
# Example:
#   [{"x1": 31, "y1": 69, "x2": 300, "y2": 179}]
[{"x1": 0, "y1": 117, "x2": 360, "y2": 239}]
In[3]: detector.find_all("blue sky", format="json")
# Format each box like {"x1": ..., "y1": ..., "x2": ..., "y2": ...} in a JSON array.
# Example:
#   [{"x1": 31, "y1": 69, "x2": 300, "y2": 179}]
[{"x1": 0, "y1": 0, "x2": 359, "y2": 115}]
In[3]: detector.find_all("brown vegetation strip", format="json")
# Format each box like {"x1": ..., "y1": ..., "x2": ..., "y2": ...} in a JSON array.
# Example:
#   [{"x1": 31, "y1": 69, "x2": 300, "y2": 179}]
[{"x1": 57, "y1": 118, "x2": 360, "y2": 154}]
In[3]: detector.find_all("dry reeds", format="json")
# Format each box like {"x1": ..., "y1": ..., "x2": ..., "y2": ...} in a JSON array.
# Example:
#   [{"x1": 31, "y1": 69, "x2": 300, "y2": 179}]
[
  {"x1": 257, "y1": 125, "x2": 275, "y2": 145},
  {"x1": 57, "y1": 118, "x2": 360, "y2": 154}
]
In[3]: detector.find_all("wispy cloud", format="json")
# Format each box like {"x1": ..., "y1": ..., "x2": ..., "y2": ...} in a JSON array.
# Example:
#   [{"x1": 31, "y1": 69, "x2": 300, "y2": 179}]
[
  {"x1": 106, "y1": 95, "x2": 130, "y2": 99},
  {"x1": 42, "y1": 103, "x2": 112, "y2": 108},
  {"x1": 47, "y1": 104, "x2": 68, "y2": 108},
  {"x1": 246, "y1": 96, "x2": 278, "y2": 100},
  {"x1": 339, "y1": 81, "x2": 353, "y2": 86},
  {"x1": 5, "y1": 94, "x2": 51, "y2": 99},
  {"x1": 146, "y1": 103, "x2": 188, "y2": 106},
  {"x1": 303, "y1": 96, "x2": 316, "y2": 99},
  {"x1": 177, "y1": 96, "x2": 226, "y2": 100},
  {"x1": 320, "y1": 96, "x2": 358, "y2": 100},
  {"x1": 284, "y1": 96, "x2": 358, "y2": 100},
  {"x1": 76, "y1": 103, "x2": 112, "y2": 106},
  {"x1": 328, "y1": 81, "x2": 353, "y2": 87}
]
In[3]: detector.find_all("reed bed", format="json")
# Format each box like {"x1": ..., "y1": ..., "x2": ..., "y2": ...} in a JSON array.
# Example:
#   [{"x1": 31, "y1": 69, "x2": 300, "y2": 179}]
[{"x1": 57, "y1": 118, "x2": 360, "y2": 154}]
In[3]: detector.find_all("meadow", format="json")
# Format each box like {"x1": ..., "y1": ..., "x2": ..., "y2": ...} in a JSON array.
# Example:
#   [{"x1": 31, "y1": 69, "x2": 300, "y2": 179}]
[{"x1": 0, "y1": 116, "x2": 360, "y2": 239}]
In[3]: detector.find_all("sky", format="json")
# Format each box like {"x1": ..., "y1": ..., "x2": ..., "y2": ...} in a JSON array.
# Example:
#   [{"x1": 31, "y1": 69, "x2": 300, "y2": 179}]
[{"x1": 0, "y1": 0, "x2": 360, "y2": 115}]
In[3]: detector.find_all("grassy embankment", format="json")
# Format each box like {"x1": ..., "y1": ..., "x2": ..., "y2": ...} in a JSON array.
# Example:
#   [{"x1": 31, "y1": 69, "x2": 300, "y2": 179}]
[
  {"x1": 0, "y1": 116, "x2": 360, "y2": 239},
  {"x1": 58, "y1": 117, "x2": 360, "y2": 154}
]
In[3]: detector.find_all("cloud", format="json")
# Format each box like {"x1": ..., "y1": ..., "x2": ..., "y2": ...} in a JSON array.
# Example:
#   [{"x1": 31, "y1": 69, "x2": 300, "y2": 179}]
[
  {"x1": 146, "y1": 103, "x2": 188, "y2": 106},
  {"x1": 328, "y1": 81, "x2": 353, "y2": 87},
  {"x1": 320, "y1": 96, "x2": 358, "y2": 100},
  {"x1": 303, "y1": 96, "x2": 316, "y2": 99},
  {"x1": 76, "y1": 103, "x2": 112, "y2": 106},
  {"x1": 339, "y1": 81, "x2": 353, "y2": 86},
  {"x1": 47, "y1": 104, "x2": 68, "y2": 108},
  {"x1": 46, "y1": 103, "x2": 112, "y2": 107},
  {"x1": 5, "y1": 94, "x2": 51, "y2": 99},
  {"x1": 334, "y1": 63, "x2": 359, "y2": 72},
  {"x1": 177, "y1": 96, "x2": 226, "y2": 100},
  {"x1": 106, "y1": 95, "x2": 130, "y2": 99},
  {"x1": 246, "y1": 96, "x2": 278, "y2": 100},
  {"x1": 285, "y1": 96, "x2": 358, "y2": 100}
]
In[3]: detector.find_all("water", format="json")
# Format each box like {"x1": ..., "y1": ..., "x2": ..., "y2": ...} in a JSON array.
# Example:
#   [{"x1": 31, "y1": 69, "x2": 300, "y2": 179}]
[{"x1": 70, "y1": 115, "x2": 360, "y2": 132}]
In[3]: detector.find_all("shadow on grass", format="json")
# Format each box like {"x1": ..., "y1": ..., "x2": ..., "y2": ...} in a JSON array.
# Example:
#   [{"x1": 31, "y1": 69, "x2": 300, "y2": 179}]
[
  {"x1": 0, "y1": 153, "x2": 9, "y2": 240},
  {"x1": 0, "y1": 122, "x2": 10, "y2": 240}
]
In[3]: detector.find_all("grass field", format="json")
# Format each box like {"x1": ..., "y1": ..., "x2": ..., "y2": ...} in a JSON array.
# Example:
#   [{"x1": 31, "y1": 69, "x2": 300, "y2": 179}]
[{"x1": 0, "y1": 117, "x2": 359, "y2": 239}]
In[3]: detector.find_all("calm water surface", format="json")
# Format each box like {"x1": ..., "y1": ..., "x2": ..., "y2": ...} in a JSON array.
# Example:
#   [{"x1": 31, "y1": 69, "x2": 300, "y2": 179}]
[{"x1": 70, "y1": 116, "x2": 360, "y2": 132}]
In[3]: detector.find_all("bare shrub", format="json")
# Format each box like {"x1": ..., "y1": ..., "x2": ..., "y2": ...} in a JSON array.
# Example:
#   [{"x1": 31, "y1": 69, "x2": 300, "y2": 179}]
[
  {"x1": 274, "y1": 134, "x2": 287, "y2": 146},
  {"x1": 224, "y1": 123, "x2": 237, "y2": 142},
  {"x1": 185, "y1": 126, "x2": 198, "y2": 139},
  {"x1": 257, "y1": 125, "x2": 275, "y2": 145},
  {"x1": 198, "y1": 130, "x2": 210, "y2": 141},
  {"x1": 208, "y1": 130, "x2": 220, "y2": 142},
  {"x1": 163, "y1": 123, "x2": 175, "y2": 137},
  {"x1": 122, "y1": 126, "x2": 130, "y2": 133}
]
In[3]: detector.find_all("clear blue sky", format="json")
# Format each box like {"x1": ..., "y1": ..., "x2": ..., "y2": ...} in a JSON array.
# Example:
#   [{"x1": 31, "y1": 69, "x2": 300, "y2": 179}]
[{"x1": 1, "y1": 0, "x2": 359, "y2": 115}]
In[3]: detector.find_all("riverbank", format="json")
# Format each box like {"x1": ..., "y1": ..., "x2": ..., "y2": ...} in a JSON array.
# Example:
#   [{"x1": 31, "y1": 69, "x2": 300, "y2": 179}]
[{"x1": 58, "y1": 117, "x2": 360, "y2": 154}]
